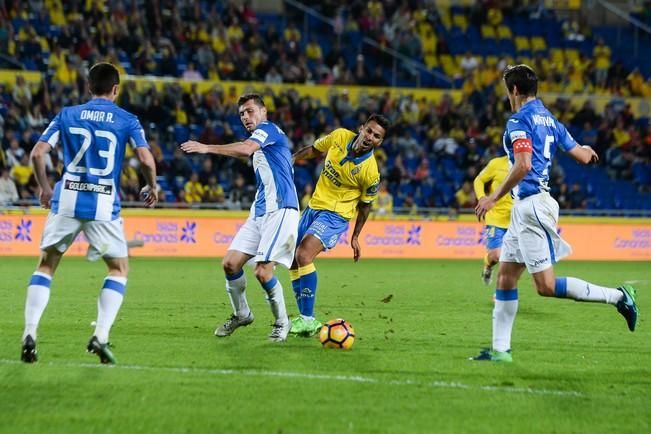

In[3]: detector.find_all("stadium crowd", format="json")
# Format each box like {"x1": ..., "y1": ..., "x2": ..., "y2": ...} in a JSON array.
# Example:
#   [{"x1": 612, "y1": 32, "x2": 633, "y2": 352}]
[{"x1": 0, "y1": 1, "x2": 649, "y2": 212}]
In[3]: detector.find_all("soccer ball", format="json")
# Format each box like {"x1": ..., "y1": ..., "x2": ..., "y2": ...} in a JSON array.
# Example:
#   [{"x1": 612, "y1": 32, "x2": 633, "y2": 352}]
[{"x1": 319, "y1": 319, "x2": 355, "y2": 349}]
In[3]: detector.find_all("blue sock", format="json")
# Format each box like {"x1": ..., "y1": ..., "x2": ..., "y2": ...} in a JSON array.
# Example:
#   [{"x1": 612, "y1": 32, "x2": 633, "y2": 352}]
[
  {"x1": 298, "y1": 264, "x2": 318, "y2": 318},
  {"x1": 554, "y1": 277, "x2": 567, "y2": 298},
  {"x1": 289, "y1": 269, "x2": 301, "y2": 311}
]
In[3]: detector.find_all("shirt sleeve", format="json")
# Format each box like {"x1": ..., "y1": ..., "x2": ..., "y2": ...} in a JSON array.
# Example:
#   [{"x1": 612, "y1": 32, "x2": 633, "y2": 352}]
[
  {"x1": 506, "y1": 117, "x2": 533, "y2": 154},
  {"x1": 128, "y1": 117, "x2": 149, "y2": 148},
  {"x1": 248, "y1": 123, "x2": 276, "y2": 148},
  {"x1": 360, "y1": 168, "x2": 380, "y2": 203},
  {"x1": 556, "y1": 121, "x2": 578, "y2": 152},
  {"x1": 313, "y1": 130, "x2": 338, "y2": 153},
  {"x1": 473, "y1": 160, "x2": 494, "y2": 199},
  {"x1": 39, "y1": 113, "x2": 62, "y2": 148}
]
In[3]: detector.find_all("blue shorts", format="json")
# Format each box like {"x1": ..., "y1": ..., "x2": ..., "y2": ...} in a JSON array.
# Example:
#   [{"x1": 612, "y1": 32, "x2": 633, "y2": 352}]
[
  {"x1": 485, "y1": 225, "x2": 507, "y2": 250},
  {"x1": 298, "y1": 207, "x2": 349, "y2": 250}
]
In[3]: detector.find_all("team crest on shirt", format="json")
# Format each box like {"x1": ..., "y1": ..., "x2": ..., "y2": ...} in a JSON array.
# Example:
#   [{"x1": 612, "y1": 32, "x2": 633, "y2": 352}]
[{"x1": 351, "y1": 167, "x2": 360, "y2": 175}]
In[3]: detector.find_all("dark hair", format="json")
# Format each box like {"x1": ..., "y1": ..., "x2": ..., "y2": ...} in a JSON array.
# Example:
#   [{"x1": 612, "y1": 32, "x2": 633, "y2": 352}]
[
  {"x1": 366, "y1": 113, "x2": 390, "y2": 133},
  {"x1": 88, "y1": 62, "x2": 120, "y2": 96},
  {"x1": 503, "y1": 64, "x2": 538, "y2": 97},
  {"x1": 237, "y1": 93, "x2": 265, "y2": 108}
]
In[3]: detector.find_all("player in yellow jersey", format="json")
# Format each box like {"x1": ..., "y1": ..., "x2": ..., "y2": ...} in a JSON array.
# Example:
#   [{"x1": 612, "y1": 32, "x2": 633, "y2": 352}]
[
  {"x1": 288, "y1": 114, "x2": 390, "y2": 336},
  {"x1": 473, "y1": 154, "x2": 512, "y2": 285}
]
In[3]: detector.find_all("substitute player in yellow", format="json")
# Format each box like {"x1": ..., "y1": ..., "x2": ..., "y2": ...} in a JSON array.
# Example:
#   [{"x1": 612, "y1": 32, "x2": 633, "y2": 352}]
[
  {"x1": 473, "y1": 153, "x2": 512, "y2": 285},
  {"x1": 289, "y1": 114, "x2": 390, "y2": 336}
]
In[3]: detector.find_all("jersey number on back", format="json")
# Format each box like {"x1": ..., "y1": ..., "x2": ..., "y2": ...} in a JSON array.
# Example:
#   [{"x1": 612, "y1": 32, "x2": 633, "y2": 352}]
[{"x1": 67, "y1": 127, "x2": 117, "y2": 176}]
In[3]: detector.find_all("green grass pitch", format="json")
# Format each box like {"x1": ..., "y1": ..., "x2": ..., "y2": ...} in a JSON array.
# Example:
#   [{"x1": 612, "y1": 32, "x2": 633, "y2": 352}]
[{"x1": 1, "y1": 257, "x2": 650, "y2": 433}]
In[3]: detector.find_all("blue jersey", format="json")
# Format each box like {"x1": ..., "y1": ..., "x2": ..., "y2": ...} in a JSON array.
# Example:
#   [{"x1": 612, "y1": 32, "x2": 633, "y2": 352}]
[
  {"x1": 39, "y1": 98, "x2": 149, "y2": 221},
  {"x1": 503, "y1": 99, "x2": 577, "y2": 200},
  {"x1": 247, "y1": 121, "x2": 299, "y2": 217}
]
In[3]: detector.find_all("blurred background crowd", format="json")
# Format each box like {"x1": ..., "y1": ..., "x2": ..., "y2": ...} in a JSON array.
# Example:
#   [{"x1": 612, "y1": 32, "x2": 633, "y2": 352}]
[{"x1": 0, "y1": 0, "x2": 649, "y2": 213}]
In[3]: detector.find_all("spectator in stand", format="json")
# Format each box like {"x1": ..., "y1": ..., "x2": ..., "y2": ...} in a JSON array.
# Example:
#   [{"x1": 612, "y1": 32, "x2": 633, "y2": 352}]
[
  {"x1": 10, "y1": 154, "x2": 34, "y2": 196},
  {"x1": 554, "y1": 182, "x2": 570, "y2": 209},
  {"x1": 0, "y1": 167, "x2": 19, "y2": 204},
  {"x1": 12, "y1": 75, "x2": 32, "y2": 109},
  {"x1": 198, "y1": 158, "x2": 215, "y2": 186},
  {"x1": 455, "y1": 181, "x2": 477, "y2": 209},
  {"x1": 182, "y1": 62, "x2": 203, "y2": 81},
  {"x1": 373, "y1": 179, "x2": 393, "y2": 216},
  {"x1": 300, "y1": 183, "x2": 313, "y2": 210},
  {"x1": 169, "y1": 148, "x2": 193, "y2": 188},
  {"x1": 593, "y1": 38, "x2": 611, "y2": 89},
  {"x1": 204, "y1": 175, "x2": 225, "y2": 204},
  {"x1": 226, "y1": 173, "x2": 254, "y2": 210},
  {"x1": 184, "y1": 172, "x2": 204, "y2": 204},
  {"x1": 5, "y1": 138, "x2": 26, "y2": 168},
  {"x1": 460, "y1": 51, "x2": 479, "y2": 75},
  {"x1": 568, "y1": 182, "x2": 588, "y2": 209}
]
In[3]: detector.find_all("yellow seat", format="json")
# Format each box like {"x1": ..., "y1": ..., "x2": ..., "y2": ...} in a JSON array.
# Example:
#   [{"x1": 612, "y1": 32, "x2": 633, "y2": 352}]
[
  {"x1": 452, "y1": 14, "x2": 468, "y2": 31},
  {"x1": 424, "y1": 53, "x2": 439, "y2": 69},
  {"x1": 514, "y1": 36, "x2": 530, "y2": 52},
  {"x1": 497, "y1": 25, "x2": 512, "y2": 40},
  {"x1": 530, "y1": 36, "x2": 547, "y2": 52},
  {"x1": 439, "y1": 6, "x2": 452, "y2": 29},
  {"x1": 485, "y1": 55, "x2": 499, "y2": 66},
  {"x1": 439, "y1": 54, "x2": 459, "y2": 77},
  {"x1": 480, "y1": 24, "x2": 496, "y2": 39},
  {"x1": 516, "y1": 55, "x2": 532, "y2": 65}
]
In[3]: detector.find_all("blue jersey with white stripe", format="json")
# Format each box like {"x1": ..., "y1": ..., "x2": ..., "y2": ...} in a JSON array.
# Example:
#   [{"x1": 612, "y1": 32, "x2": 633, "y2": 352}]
[
  {"x1": 247, "y1": 121, "x2": 299, "y2": 217},
  {"x1": 503, "y1": 99, "x2": 577, "y2": 200},
  {"x1": 39, "y1": 98, "x2": 148, "y2": 220}
]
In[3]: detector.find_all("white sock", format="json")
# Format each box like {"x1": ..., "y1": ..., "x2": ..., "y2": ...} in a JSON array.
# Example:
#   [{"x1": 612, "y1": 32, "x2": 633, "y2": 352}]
[
  {"x1": 263, "y1": 277, "x2": 287, "y2": 324},
  {"x1": 94, "y1": 277, "x2": 126, "y2": 344},
  {"x1": 23, "y1": 272, "x2": 52, "y2": 340},
  {"x1": 556, "y1": 277, "x2": 623, "y2": 305},
  {"x1": 492, "y1": 289, "x2": 518, "y2": 352},
  {"x1": 226, "y1": 270, "x2": 250, "y2": 318},
  {"x1": 300, "y1": 314, "x2": 315, "y2": 321}
]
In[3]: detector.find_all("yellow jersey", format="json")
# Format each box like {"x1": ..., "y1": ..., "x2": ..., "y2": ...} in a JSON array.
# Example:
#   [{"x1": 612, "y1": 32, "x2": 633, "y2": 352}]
[
  {"x1": 308, "y1": 128, "x2": 380, "y2": 220},
  {"x1": 473, "y1": 156, "x2": 512, "y2": 228}
]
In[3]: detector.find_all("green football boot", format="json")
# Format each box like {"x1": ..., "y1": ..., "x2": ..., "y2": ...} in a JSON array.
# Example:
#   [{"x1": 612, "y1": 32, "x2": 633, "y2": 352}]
[
  {"x1": 302, "y1": 318, "x2": 323, "y2": 337},
  {"x1": 616, "y1": 284, "x2": 638, "y2": 332},
  {"x1": 290, "y1": 317, "x2": 322, "y2": 337},
  {"x1": 289, "y1": 316, "x2": 307, "y2": 335},
  {"x1": 470, "y1": 348, "x2": 513, "y2": 363}
]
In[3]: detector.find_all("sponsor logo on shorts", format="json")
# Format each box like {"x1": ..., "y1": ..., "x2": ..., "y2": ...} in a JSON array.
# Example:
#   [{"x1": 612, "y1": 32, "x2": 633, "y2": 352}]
[
  {"x1": 530, "y1": 257, "x2": 549, "y2": 267},
  {"x1": 64, "y1": 180, "x2": 113, "y2": 195}
]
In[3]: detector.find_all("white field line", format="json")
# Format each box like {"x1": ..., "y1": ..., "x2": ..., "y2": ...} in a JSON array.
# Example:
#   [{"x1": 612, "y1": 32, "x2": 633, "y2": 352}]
[{"x1": 0, "y1": 358, "x2": 583, "y2": 398}]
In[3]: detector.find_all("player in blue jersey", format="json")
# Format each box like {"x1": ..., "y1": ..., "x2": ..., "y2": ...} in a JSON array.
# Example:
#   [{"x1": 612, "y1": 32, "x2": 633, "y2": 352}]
[
  {"x1": 21, "y1": 63, "x2": 158, "y2": 364},
  {"x1": 181, "y1": 94, "x2": 299, "y2": 342},
  {"x1": 472, "y1": 65, "x2": 638, "y2": 363}
]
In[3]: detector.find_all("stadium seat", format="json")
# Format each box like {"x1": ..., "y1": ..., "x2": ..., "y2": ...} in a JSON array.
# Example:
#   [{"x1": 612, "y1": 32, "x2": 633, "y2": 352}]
[
  {"x1": 480, "y1": 25, "x2": 496, "y2": 39},
  {"x1": 530, "y1": 36, "x2": 547, "y2": 53},
  {"x1": 497, "y1": 25, "x2": 513, "y2": 40},
  {"x1": 514, "y1": 36, "x2": 530, "y2": 53},
  {"x1": 452, "y1": 14, "x2": 468, "y2": 32}
]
